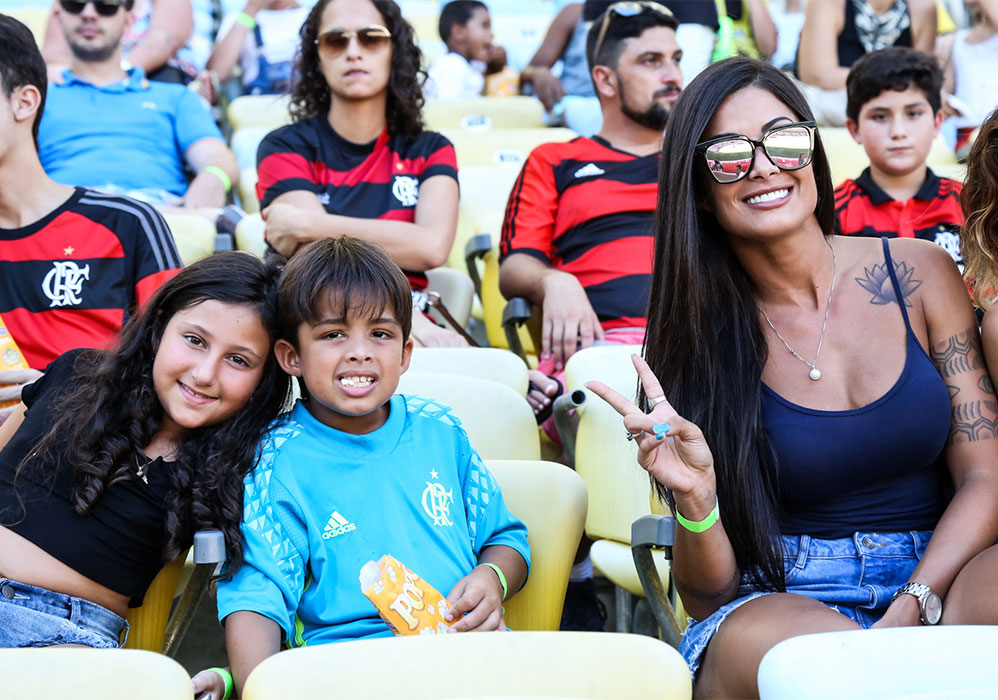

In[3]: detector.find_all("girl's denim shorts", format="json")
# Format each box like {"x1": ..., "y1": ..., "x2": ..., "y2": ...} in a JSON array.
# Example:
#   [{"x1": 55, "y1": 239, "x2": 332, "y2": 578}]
[
  {"x1": 0, "y1": 578, "x2": 128, "y2": 649},
  {"x1": 678, "y1": 530, "x2": 931, "y2": 679}
]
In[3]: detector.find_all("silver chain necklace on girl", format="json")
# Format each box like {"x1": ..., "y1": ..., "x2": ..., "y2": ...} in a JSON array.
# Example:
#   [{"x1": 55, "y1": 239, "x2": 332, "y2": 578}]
[{"x1": 760, "y1": 240, "x2": 837, "y2": 382}]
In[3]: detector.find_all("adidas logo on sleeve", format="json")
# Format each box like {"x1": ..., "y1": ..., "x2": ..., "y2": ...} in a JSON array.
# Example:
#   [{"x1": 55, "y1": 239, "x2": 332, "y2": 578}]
[{"x1": 321, "y1": 511, "x2": 357, "y2": 539}]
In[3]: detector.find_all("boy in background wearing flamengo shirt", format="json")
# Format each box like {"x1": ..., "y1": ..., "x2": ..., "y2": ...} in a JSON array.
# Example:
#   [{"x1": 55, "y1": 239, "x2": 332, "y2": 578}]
[
  {"x1": 835, "y1": 47, "x2": 964, "y2": 268},
  {"x1": 0, "y1": 14, "x2": 179, "y2": 420}
]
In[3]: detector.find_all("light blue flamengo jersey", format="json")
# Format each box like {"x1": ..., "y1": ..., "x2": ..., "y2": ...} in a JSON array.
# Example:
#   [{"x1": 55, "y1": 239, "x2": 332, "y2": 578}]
[{"x1": 216, "y1": 396, "x2": 530, "y2": 646}]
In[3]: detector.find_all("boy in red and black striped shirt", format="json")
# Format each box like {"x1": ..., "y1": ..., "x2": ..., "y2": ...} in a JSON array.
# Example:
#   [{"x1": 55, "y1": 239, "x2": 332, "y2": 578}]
[{"x1": 835, "y1": 47, "x2": 963, "y2": 267}]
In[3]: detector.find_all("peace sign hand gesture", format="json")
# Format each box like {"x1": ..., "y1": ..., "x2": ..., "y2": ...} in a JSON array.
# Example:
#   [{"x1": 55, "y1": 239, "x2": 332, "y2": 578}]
[{"x1": 586, "y1": 354, "x2": 715, "y2": 499}]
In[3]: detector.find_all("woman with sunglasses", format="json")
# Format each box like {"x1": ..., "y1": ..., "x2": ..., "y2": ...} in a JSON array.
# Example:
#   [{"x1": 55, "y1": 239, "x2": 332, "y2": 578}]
[
  {"x1": 255, "y1": 0, "x2": 464, "y2": 348},
  {"x1": 589, "y1": 57, "x2": 998, "y2": 698}
]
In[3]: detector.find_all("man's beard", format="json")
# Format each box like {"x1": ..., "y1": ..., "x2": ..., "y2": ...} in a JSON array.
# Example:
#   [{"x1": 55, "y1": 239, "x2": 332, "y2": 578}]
[
  {"x1": 68, "y1": 33, "x2": 120, "y2": 63},
  {"x1": 619, "y1": 79, "x2": 674, "y2": 131}
]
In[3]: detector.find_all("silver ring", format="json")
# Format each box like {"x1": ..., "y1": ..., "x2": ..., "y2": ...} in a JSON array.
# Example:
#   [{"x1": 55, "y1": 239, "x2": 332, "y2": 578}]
[
  {"x1": 648, "y1": 395, "x2": 666, "y2": 407},
  {"x1": 625, "y1": 429, "x2": 641, "y2": 441}
]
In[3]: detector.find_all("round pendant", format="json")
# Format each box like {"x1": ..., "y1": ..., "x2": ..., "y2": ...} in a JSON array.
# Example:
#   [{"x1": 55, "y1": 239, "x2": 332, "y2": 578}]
[{"x1": 809, "y1": 368, "x2": 821, "y2": 381}]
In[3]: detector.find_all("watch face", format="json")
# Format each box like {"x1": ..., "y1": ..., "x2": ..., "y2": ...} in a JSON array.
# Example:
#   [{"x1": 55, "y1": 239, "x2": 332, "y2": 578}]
[{"x1": 924, "y1": 592, "x2": 942, "y2": 625}]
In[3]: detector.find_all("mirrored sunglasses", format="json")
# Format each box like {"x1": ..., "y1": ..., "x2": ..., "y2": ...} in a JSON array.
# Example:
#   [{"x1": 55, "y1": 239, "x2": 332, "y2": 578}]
[
  {"x1": 58, "y1": 0, "x2": 126, "y2": 16},
  {"x1": 695, "y1": 121, "x2": 817, "y2": 184},
  {"x1": 314, "y1": 25, "x2": 392, "y2": 54}
]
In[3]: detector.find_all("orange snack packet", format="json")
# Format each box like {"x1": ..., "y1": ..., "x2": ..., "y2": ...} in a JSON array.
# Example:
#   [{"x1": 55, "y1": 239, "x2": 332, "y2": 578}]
[
  {"x1": 0, "y1": 314, "x2": 30, "y2": 409},
  {"x1": 359, "y1": 555, "x2": 454, "y2": 636}
]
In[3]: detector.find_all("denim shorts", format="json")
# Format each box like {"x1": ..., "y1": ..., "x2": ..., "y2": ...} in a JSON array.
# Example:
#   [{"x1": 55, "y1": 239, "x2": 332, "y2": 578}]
[
  {"x1": 678, "y1": 530, "x2": 931, "y2": 679},
  {"x1": 0, "y1": 578, "x2": 128, "y2": 649}
]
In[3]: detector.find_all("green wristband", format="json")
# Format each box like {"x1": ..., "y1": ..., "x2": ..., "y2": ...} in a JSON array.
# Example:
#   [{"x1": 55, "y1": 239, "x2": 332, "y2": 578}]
[
  {"x1": 207, "y1": 667, "x2": 233, "y2": 700},
  {"x1": 480, "y1": 562, "x2": 508, "y2": 601},
  {"x1": 675, "y1": 498, "x2": 719, "y2": 533},
  {"x1": 235, "y1": 11, "x2": 256, "y2": 29},
  {"x1": 202, "y1": 165, "x2": 232, "y2": 193}
]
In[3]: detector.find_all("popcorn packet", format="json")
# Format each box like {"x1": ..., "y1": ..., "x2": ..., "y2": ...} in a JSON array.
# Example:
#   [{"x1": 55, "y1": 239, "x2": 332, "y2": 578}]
[
  {"x1": 0, "y1": 315, "x2": 30, "y2": 409},
  {"x1": 359, "y1": 555, "x2": 454, "y2": 636}
]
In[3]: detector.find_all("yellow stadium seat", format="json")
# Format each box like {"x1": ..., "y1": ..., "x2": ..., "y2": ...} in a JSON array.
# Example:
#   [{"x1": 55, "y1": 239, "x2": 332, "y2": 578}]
[
  {"x1": 424, "y1": 97, "x2": 546, "y2": 131},
  {"x1": 237, "y1": 166, "x2": 260, "y2": 214},
  {"x1": 407, "y1": 347, "x2": 529, "y2": 395},
  {"x1": 441, "y1": 127, "x2": 576, "y2": 168},
  {"x1": 162, "y1": 213, "x2": 216, "y2": 265},
  {"x1": 821, "y1": 127, "x2": 958, "y2": 187},
  {"x1": 565, "y1": 345, "x2": 673, "y2": 629},
  {"x1": 487, "y1": 459, "x2": 587, "y2": 631},
  {"x1": 406, "y1": 13, "x2": 439, "y2": 44},
  {"x1": 451, "y1": 166, "x2": 519, "y2": 272},
  {"x1": 242, "y1": 630, "x2": 692, "y2": 699},
  {"x1": 396, "y1": 372, "x2": 540, "y2": 460},
  {"x1": 123, "y1": 552, "x2": 187, "y2": 651},
  {"x1": 424, "y1": 266, "x2": 475, "y2": 331},
  {"x1": 7, "y1": 6, "x2": 49, "y2": 45},
  {"x1": 234, "y1": 212, "x2": 267, "y2": 257},
  {"x1": 227, "y1": 94, "x2": 293, "y2": 132},
  {"x1": 0, "y1": 648, "x2": 193, "y2": 699}
]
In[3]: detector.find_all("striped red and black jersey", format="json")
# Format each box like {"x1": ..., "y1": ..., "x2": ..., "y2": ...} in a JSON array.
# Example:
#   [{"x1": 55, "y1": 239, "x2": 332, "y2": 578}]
[
  {"x1": 499, "y1": 136, "x2": 658, "y2": 331},
  {"x1": 0, "y1": 188, "x2": 181, "y2": 369},
  {"x1": 256, "y1": 117, "x2": 458, "y2": 291},
  {"x1": 834, "y1": 168, "x2": 964, "y2": 266}
]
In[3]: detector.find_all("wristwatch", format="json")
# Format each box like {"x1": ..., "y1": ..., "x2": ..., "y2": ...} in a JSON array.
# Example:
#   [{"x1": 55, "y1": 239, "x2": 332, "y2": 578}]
[{"x1": 891, "y1": 582, "x2": 942, "y2": 625}]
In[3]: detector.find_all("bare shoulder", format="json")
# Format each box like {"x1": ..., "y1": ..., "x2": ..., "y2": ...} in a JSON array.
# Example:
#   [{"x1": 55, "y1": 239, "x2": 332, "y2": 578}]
[
  {"x1": 886, "y1": 237, "x2": 963, "y2": 284},
  {"x1": 805, "y1": 0, "x2": 845, "y2": 24},
  {"x1": 908, "y1": 0, "x2": 938, "y2": 20}
]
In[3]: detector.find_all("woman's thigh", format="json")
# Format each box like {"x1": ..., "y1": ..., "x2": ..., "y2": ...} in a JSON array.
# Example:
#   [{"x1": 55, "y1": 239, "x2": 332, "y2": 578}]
[
  {"x1": 942, "y1": 544, "x2": 998, "y2": 625},
  {"x1": 695, "y1": 592, "x2": 860, "y2": 700}
]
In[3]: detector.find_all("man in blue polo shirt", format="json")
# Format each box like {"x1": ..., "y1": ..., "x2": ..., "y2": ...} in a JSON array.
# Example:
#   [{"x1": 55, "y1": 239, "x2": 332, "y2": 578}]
[{"x1": 37, "y1": 0, "x2": 238, "y2": 209}]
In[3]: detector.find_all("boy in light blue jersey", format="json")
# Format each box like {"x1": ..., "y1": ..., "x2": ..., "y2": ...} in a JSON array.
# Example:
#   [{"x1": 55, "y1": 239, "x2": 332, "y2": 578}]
[{"x1": 215, "y1": 237, "x2": 529, "y2": 695}]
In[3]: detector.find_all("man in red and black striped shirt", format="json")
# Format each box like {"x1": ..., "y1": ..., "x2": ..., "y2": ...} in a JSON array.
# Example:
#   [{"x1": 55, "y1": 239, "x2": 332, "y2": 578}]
[
  {"x1": 500, "y1": 5, "x2": 683, "y2": 372},
  {"x1": 0, "y1": 16, "x2": 180, "y2": 416}
]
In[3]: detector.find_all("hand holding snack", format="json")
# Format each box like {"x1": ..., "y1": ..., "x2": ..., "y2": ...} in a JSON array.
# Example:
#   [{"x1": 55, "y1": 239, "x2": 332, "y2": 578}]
[
  {"x1": 443, "y1": 564, "x2": 507, "y2": 632},
  {"x1": 360, "y1": 555, "x2": 454, "y2": 635}
]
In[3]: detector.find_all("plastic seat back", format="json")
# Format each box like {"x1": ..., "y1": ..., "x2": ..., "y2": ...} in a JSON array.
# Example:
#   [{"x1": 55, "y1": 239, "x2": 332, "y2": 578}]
[
  {"x1": 227, "y1": 94, "x2": 292, "y2": 132},
  {"x1": 162, "y1": 213, "x2": 216, "y2": 265},
  {"x1": 242, "y1": 631, "x2": 692, "y2": 699},
  {"x1": 487, "y1": 459, "x2": 587, "y2": 630},
  {"x1": 821, "y1": 127, "x2": 956, "y2": 186},
  {"x1": 441, "y1": 127, "x2": 576, "y2": 169},
  {"x1": 122, "y1": 551, "x2": 187, "y2": 651},
  {"x1": 396, "y1": 372, "x2": 540, "y2": 460},
  {"x1": 0, "y1": 648, "x2": 193, "y2": 699},
  {"x1": 424, "y1": 97, "x2": 545, "y2": 131},
  {"x1": 407, "y1": 347, "x2": 529, "y2": 395}
]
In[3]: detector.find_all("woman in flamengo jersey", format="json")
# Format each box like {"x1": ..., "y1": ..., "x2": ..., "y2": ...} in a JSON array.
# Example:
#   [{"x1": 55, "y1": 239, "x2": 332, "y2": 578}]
[
  {"x1": 589, "y1": 57, "x2": 998, "y2": 698},
  {"x1": 0, "y1": 252, "x2": 290, "y2": 649},
  {"x1": 255, "y1": 0, "x2": 465, "y2": 348}
]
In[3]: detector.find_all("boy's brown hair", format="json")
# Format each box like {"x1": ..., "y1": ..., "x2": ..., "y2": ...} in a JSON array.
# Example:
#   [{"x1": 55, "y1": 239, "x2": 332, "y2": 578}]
[{"x1": 277, "y1": 237, "x2": 413, "y2": 345}]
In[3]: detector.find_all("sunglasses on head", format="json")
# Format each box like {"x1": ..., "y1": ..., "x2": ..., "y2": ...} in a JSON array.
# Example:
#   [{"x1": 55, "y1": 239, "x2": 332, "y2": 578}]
[
  {"x1": 695, "y1": 121, "x2": 817, "y2": 184},
  {"x1": 314, "y1": 25, "x2": 392, "y2": 54},
  {"x1": 58, "y1": 0, "x2": 126, "y2": 16},
  {"x1": 591, "y1": 1, "x2": 674, "y2": 64}
]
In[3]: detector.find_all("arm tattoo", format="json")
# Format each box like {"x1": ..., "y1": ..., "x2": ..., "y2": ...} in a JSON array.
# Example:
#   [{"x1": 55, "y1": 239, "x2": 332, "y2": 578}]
[
  {"x1": 854, "y1": 260, "x2": 923, "y2": 307},
  {"x1": 950, "y1": 401, "x2": 998, "y2": 443},
  {"x1": 673, "y1": 569, "x2": 739, "y2": 602},
  {"x1": 931, "y1": 328, "x2": 984, "y2": 379},
  {"x1": 932, "y1": 328, "x2": 998, "y2": 443}
]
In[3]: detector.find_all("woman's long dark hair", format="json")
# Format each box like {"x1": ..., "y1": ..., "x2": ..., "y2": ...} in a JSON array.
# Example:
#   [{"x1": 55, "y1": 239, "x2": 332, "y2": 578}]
[
  {"x1": 289, "y1": 0, "x2": 425, "y2": 140},
  {"x1": 17, "y1": 252, "x2": 291, "y2": 573},
  {"x1": 645, "y1": 58, "x2": 835, "y2": 590}
]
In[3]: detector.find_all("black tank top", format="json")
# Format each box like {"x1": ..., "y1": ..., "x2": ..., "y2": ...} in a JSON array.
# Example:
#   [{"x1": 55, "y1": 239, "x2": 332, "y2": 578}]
[
  {"x1": 838, "y1": 0, "x2": 913, "y2": 68},
  {"x1": 762, "y1": 238, "x2": 950, "y2": 538}
]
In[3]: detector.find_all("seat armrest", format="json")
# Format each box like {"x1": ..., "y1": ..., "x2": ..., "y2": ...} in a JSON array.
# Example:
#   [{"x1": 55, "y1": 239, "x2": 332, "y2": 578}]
[
  {"x1": 193, "y1": 529, "x2": 227, "y2": 565},
  {"x1": 631, "y1": 515, "x2": 676, "y2": 557},
  {"x1": 502, "y1": 297, "x2": 534, "y2": 363},
  {"x1": 631, "y1": 515, "x2": 682, "y2": 649},
  {"x1": 464, "y1": 233, "x2": 492, "y2": 300}
]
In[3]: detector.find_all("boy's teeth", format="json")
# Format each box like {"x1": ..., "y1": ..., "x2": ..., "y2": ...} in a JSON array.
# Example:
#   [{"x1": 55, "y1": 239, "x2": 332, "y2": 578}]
[
  {"x1": 340, "y1": 376, "x2": 374, "y2": 387},
  {"x1": 747, "y1": 188, "x2": 789, "y2": 204}
]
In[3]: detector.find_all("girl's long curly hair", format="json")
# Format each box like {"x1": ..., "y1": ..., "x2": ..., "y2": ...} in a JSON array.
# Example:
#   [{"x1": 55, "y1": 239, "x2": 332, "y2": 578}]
[
  {"x1": 962, "y1": 110, "x2": 998, "y2": 310},
  {"x1": 289, "y1": 0, "x2": 425, "y2": 140},
  {"x1": 16, "y1": 252, "x2": 291, "y2": 573}
]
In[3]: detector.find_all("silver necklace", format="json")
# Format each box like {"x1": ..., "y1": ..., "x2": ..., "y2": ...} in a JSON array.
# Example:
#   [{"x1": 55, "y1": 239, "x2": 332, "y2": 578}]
[{"x1": 759, "y1": 240, "x2": 837, "y2": 382}]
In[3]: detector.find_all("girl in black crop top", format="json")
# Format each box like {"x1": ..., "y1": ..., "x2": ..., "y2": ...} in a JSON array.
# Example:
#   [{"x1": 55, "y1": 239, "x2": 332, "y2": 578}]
[
  {"x1": 0, "y1": 252, "x2": 290, "y2": 648},
  {"x1": 589, "y1": 59, "x2": 998, "y2": 698}
]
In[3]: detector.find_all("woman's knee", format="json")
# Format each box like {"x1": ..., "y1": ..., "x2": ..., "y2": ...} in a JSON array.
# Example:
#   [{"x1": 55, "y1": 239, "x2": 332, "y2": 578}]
[
  {"x1": 696, "y1": 593, "x2": 858, "y2": 699},
  {"x1": 943, "y1": 544, "x2": 998, "y2": 624}
]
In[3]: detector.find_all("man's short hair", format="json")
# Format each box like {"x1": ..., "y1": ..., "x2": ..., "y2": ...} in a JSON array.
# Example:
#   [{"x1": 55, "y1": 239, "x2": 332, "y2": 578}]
[
  {"x1": 846, "y1": 47, "x2": 943, "y2": 122},
  {"x1": 438, "y1": 0, "x2": 488, "y2": 43},
  {"x1": 0, "y1": 14, "x2": 47, "y2": 145},
  {"x1": 585, "y1": 2, "x2": 678, "y2": 69},
  {"x1": 278, "y1": 237, "x2": 414, "y2": 346}
]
